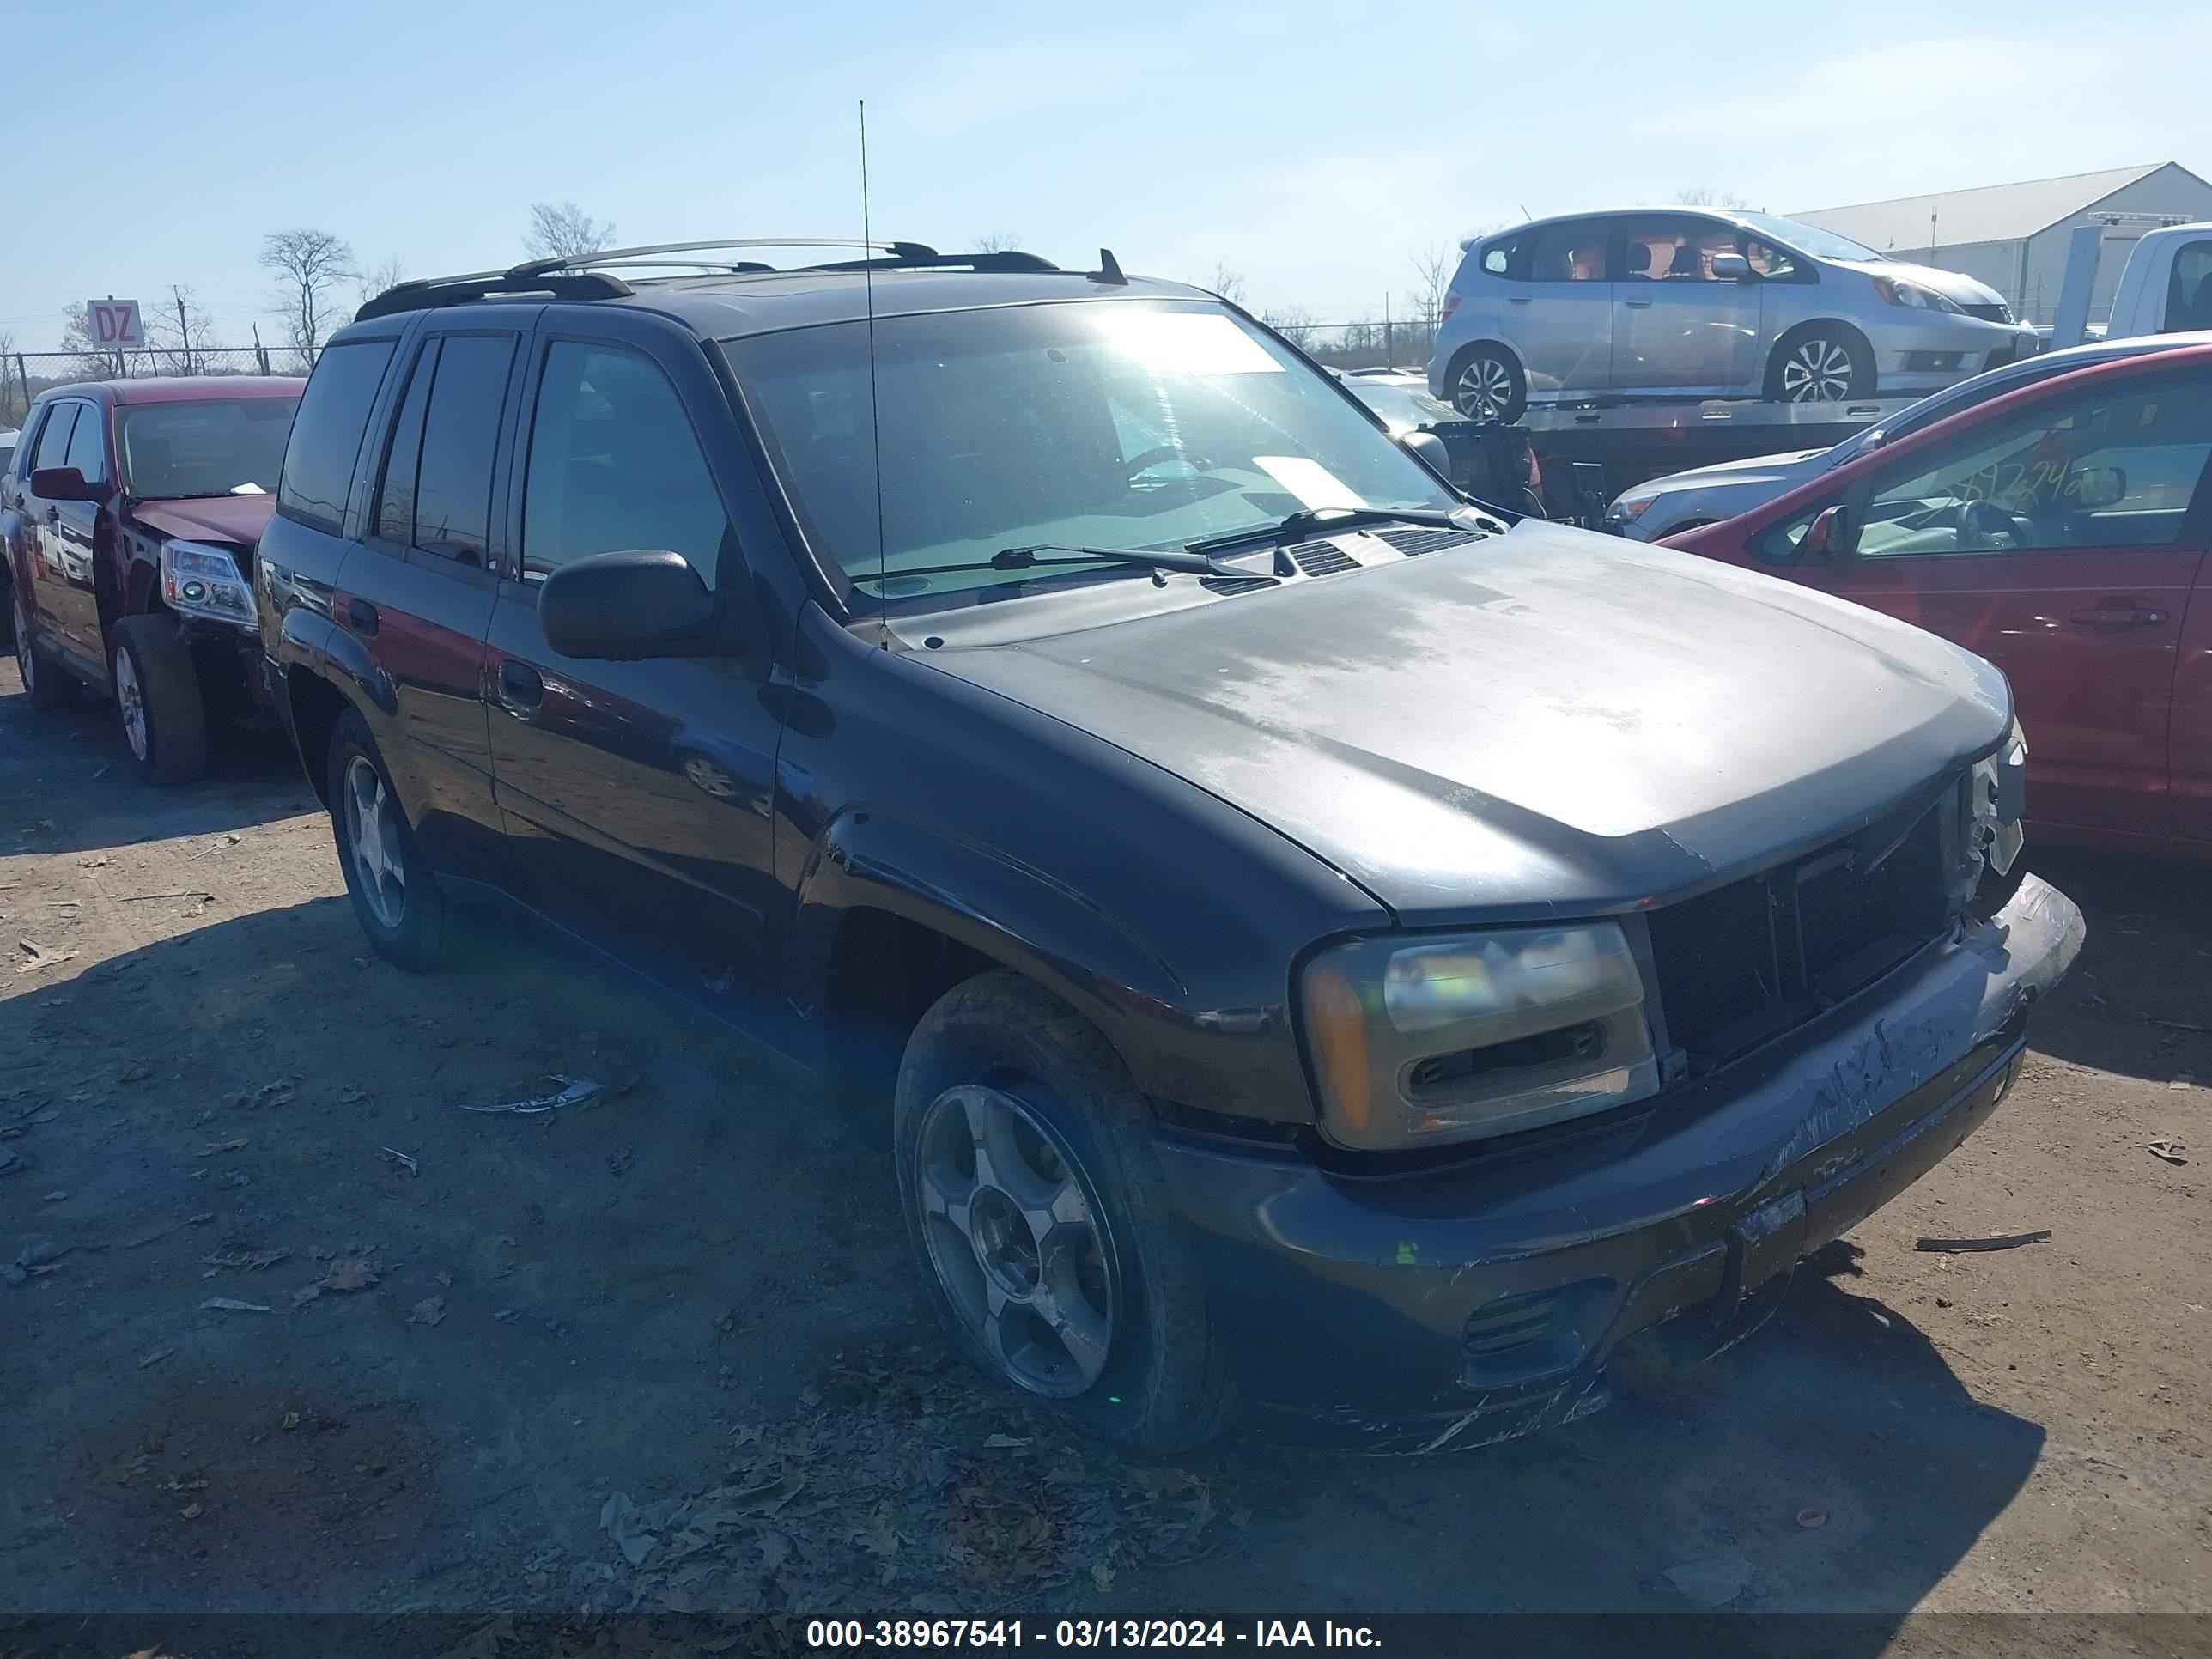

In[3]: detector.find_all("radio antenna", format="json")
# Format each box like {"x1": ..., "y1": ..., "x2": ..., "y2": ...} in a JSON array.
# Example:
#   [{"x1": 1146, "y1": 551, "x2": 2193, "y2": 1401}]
[{"x1": 860, "y1": 100, "x2": 889, "y2": 649}]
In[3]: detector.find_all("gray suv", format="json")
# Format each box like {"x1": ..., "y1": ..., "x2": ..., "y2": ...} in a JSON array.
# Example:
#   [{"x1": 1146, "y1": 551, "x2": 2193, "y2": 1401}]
[{"x1": 1428, "y1": 209, "x2": 2039, "y2": 421}]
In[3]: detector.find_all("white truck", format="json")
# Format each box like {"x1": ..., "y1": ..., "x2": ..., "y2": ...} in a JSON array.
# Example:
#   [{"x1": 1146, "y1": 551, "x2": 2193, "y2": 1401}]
[{"x1": 2051, "y1": 219, "x2": 2212, "y2": 348}]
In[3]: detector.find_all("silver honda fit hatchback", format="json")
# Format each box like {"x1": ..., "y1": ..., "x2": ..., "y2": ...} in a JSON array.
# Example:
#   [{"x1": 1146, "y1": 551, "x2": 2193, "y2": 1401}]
[{"x1": 1427, "y1": 208, "x2": 2039, "y2": 421}]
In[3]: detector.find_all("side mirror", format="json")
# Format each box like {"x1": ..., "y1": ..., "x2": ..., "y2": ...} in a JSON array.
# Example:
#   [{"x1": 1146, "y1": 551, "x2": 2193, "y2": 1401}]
[
  {"x1": 1802, "y1": 503, "x2": 1855, "y2": 559},
  {"x1": 30, "y1": 465, "x2": 100, "y2": 502},
  {"x1": 1399, "y1": 429, "x2": 1451, "y2": 475},
  {"x1": 538, "y1": 550, "x2": 723, "y2": 661},
  {"x1": 1710, "y1": 252, "x2": 1752, "y2": 281},
  {"x1": 2069, "y1": 465, "x2": 2126, "y2": 510}
]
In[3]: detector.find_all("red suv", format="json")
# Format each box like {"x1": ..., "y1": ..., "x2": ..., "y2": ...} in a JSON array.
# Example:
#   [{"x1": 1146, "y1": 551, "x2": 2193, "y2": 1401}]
[
  {"x1": 1668, "y1": 344, "x2": 2212, "y2": 858},
  {"x1": 2, "y1": 377, "x2": 302, "y2": 781}
]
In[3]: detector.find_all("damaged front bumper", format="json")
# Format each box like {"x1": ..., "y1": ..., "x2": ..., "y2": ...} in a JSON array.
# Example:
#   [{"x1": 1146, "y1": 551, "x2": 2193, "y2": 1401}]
[{"x1": 1155, "y1": 873, "x2": 2084, "y2": 1452}]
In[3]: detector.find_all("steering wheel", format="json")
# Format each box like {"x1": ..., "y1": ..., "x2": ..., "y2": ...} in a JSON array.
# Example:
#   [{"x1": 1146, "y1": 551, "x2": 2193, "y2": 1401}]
[
  {"x1": 1123, "y1": 445, "x2": 1207, "y2": 482},
  {"x1": 1958, "y1": 499, "x2": 2031, "y2": 550}
]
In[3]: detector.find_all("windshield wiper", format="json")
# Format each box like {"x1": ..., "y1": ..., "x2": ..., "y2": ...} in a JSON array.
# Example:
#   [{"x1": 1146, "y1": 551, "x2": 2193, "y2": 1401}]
[
  {"x1": 855, "y1": 543, "x2": 1239, "y2": 586},
  {"x1": 1184, "y1": 506, "x2": 1463, "y2": 556}
]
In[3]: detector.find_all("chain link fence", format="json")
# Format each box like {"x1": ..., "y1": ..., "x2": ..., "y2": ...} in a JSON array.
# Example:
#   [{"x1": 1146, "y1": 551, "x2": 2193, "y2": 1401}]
[{"x1": 3, "y1": 343, "x2": 321, "y2": 431}]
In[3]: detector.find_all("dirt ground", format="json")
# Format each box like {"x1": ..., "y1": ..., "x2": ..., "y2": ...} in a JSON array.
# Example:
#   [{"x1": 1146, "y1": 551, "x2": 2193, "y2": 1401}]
[{"x1": 2, "y1": 657, "x2": 2208, "y2": 1648}]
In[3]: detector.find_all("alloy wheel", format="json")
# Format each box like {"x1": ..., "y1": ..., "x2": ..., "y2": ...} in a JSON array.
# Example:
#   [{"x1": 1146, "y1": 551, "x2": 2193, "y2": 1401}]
[
  {"x1": 343, "y1": 755, "x2": 408, "y2": 930},
  {"x1": 1454, "y1": 356, "x2": 1515, "y2": 420},
  {"x1": 113, "y1": 645, "x2": 149, "y2": 762},
  {"x1": 1781, "y1": 338, "x2": 1855, "y2": 403},
  {"x1": 914, "y1": 1083, "x2": 1118, "y2": 1399}
]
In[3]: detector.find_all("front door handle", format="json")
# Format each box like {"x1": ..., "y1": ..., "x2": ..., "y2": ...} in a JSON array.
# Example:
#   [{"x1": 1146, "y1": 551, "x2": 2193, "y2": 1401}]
[
  {"x1": 346, "y1": 598, "x2": 379, "y2": 636},
  {"x1": 2068, "y1": 600, "x2": 2168, "y2": 629},
  {"x1": 498, "y1": 659, "x2": 544, "y2": 715},
  {"x1": 1624, "y1": 296, "x2": 1654, "y2": 307}
]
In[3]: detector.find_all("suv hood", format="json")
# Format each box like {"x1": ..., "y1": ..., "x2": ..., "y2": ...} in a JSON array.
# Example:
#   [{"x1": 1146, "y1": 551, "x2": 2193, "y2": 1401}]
[
  {"x1": 921, "y1": 522, "x2": 2008, "y2": 922},
  {"x1": 1836, "y1": 258, "x2": 2008, "y2": 311},
  {"x1": 127, "y1": 494, "x2": 276, "y2": 550}
]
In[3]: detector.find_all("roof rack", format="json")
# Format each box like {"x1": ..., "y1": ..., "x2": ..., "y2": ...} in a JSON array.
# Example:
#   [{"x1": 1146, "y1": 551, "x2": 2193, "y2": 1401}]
[{"x1": 355, "y1": 238, "x2": 1120, "y2": 322}]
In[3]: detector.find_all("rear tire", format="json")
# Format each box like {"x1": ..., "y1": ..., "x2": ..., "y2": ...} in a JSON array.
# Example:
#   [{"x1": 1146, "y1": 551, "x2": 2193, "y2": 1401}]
[
  {"x1": 1766, "y1": 325, "x2": 1873, "y2": 403},
  {"x1": 327, "y1": 708, "x2": 452, "y2": 972},
  {"x1": 13, "y1": 586, "x2": 81, "y2": 712},
  {"x1": 1447, "y1": 343, "x2": 1528, "y2": 423},
  {"x1": 894, "y1": 969, "x2": 1236, "y2": 1453},
  {"x1": 109, "y1": 613, "x2": 209, "y2": 785}
]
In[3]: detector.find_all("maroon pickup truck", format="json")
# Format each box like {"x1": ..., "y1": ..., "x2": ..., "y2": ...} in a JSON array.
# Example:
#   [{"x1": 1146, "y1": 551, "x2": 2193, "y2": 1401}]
[{"x1": 2, "y1": 376, "x2": 301, "y2": 782}]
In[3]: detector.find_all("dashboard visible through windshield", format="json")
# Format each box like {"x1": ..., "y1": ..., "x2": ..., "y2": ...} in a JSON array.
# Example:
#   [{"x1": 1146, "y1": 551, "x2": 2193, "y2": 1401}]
[{"x1": 727, "y1": 301, "x2": 1455, "y2": 606}]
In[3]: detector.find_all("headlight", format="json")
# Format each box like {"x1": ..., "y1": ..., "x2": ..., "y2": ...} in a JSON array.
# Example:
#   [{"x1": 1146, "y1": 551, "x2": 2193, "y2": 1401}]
[
  {"x1": 1969, "y1": 718, "x2": 2028, "y2": 878},
  {"x1": 1612, "y1": 495, "x2": 1656, "y2": 521},
  {"x1": 160, "y1": 540, "x2": 255, "y2": 629},
  {"x1": 1300, "y1": 922, "x2": 1660, "y2": 1150},
  {"x1": 1874, "y1": 277, "x2": 1960, "y2": 313}
]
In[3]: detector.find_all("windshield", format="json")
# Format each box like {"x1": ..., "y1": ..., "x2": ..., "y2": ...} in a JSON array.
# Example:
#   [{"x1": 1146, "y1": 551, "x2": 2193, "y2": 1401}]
[
  {"x1": 1737, "y1": 212, "x2": 1885, "y2": 264},
  {"x1": 727, "y1": 301, "x2": 1455, "y2": 605},
  {"x1": 1343, "y1": 380, "x2": 1462, "y2": 434},
  {"x1": 118, "y1": 398, "x2": 300, "y2": 499}
]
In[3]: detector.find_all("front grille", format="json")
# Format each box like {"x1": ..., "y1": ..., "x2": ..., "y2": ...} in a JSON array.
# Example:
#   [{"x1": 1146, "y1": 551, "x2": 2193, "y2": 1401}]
[
  {"x1": 1370, "y1": 526, "x2": 1484, "y2": 557},
  {"x1": 1961, "y1": 301, "x2": 2012, "y2": 325},
  {"x1": 1645, "y1": 808, "x2": 1949, "y2": 1063},
  {"x1": 1462, "y1": 1291, "x2": 1559, "y2": 1358}
]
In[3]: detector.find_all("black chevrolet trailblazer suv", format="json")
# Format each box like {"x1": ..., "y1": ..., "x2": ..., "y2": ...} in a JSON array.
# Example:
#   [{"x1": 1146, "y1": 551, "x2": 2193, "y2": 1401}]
[{"x1": 258, "y1": 238, "x2": 2081, "y2": 1453}]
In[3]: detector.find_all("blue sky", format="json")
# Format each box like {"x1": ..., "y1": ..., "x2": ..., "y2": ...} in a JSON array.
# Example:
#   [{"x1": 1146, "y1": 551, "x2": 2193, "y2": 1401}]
[{"x1": 3, "y1": 0, "x2": 2207, "y2": 353}]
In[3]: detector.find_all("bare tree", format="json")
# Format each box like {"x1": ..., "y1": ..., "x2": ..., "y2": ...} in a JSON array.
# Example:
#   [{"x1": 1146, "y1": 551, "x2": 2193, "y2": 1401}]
[
  {"x1": 1674, "y1": 186, "x2": 1750, "y2": 210},
  {"x1": 524, "y1": 202, "x2": 616, "y2": 262},
  {"x1": 356, "y1": 254, "x2": 410, "y2": 310},
  {"x1": 261, "y1": 229, "x2": 356, "y2": 359},
  {"x1": 1209, "y1": 264, "x2": 1248, "y2": 307},
  {"x1": 0, "y1": 329, "x2": 22, "y2": 428},
  {"x1": 973, "y1": 231, "x2": 1024, "y2": 253},
  {"x1": 1409, "y1": 242, "x2": 1458, "y2": 324},
  {"x1": 143, "y1": 286, "x2": 217, "y2": 375},
  {"x1": 1258, "y1": 305, "x2": 1316, "y2": 350}
]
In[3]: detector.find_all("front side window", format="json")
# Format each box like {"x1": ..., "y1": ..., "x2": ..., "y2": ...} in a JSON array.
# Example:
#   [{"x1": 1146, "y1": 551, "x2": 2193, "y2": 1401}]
[
  {"x1": 2164, "y1": 239, "x2": 2212, "y2": 332},
  {"x1": 1735, "y1": 212, "x2": 1884, "y2": 264},
  {"x1": 32, "y1": 403, "x2": 80, "y2": 474},
  {"x1": 279, "y1": 340, "x2": 397, "y2": 534},
  {"x1": 1526, "y1": 221, "x2": 1612, "y2": 283},
  {"x1": 728, "y1": 300, "x2": 1457, "y2": 605},
  {"x1": 118, "y1": 398, "x2": 298, "y2": 499},
  {"x1": 61, "y1": 403, "x2": 106, "y2": 483},
  {"x1": 520, "y1": 342, "x2": 728, "y2": 584},
  {"x1": 1745, "y1": 238, "x2": 1802, "y2": 281},
  {"x1": 1621, "y1": 215, "x2": 1733, "y2": 282},
  {"x1": 1856, "y1": 376, "x2": 2212, "y2": 558}
]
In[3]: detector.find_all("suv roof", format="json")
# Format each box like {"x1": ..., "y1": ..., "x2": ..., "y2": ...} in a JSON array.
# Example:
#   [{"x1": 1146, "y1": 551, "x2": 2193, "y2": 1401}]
[
  {"x1": 349, "y1": 239, "x2": 1201, "y2": 338},
  {"x1": 30, "y1": 376, "x2": 304, "y2": 408}
]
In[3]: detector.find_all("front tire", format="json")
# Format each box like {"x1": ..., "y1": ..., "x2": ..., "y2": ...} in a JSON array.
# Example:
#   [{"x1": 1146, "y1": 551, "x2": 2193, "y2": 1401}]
[
  {"x1": 1767, "y1": 326, "x2": 1873, "y2": 403},
  {"x1": 327, "y1": 708, "x2": 451, "y2": 972},
  {"x1": 1448, "y1": 343, "x2": 1528, "y2": 423},
  {"x1": 894, "y1": 970, "x2": 1236, "y2": 1453},
  {"x1": 109, "y1": 614, "x2": 209, "y2": 784}
]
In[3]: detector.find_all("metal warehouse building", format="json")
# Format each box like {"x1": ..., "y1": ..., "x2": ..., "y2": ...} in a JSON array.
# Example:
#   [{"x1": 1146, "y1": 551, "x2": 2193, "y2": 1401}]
[{"x1": 1793, "y1": 162, "x2": 2212, "y2": 328}]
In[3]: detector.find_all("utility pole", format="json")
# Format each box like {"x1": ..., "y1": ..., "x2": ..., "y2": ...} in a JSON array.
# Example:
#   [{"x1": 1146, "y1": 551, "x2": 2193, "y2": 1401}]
[
  {"x1": 172, "y1": 287, "x2": 193, "y2": 374},
  {"x1": 1383, "y1": 295, "x2": 1393, "y2": 368},
  {"x1": 252, "y1": 324, "x2": 270, "y2": 376}
]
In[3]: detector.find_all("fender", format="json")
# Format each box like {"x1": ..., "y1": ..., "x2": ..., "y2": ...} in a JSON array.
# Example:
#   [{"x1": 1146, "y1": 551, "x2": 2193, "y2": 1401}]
[
  {"x1": 787, "y1": 805, "x2": 1192, "y2": 1085},
  {"x1": 303, "y1": 607, "x2": 398, "y2": 720}
]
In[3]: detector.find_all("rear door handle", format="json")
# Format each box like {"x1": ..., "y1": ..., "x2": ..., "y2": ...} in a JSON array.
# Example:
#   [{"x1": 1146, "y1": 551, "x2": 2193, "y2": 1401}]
[
  {"x1": 498, "y1": 659, "x2": 544, "y2": 715},
  {"x1": 1506, "y1": 295, "x2": 1533, "y2": 304},
  {"x1": 2068, "y1": 601, "x2": 2168, "y2": 629},
  {"x1": 1624, "y1": 297, "x2": 1654, "y2": 307},
  {"x1": 346, "y1": 598, "x2": 379, "y2": 636}
]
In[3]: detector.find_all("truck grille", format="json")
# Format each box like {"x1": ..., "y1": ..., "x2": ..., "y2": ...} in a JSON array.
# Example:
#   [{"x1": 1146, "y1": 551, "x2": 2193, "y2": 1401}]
[
  {"x1": 1644, "y1": 808, "x2": 1950, "y2": 1063},
  {"x1": 1960, "y1": 301, "x2": 2012, "y2": 325}
]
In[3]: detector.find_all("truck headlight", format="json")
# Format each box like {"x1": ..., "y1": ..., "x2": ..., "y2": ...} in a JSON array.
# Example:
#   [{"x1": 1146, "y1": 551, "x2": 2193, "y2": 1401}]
[
  {"x1": 1612, "y1": 494, "x2": 1656, "y2": 521},
  {"x1": 1299, "y1": 922, "x2": 1660, "y2": 1150},
  {"x1": 1970, "y1": 718, "x2": 2028, "y2": 878},
  {"x1": 160, "y1": 540, "x2": 255, "y2": 629}
]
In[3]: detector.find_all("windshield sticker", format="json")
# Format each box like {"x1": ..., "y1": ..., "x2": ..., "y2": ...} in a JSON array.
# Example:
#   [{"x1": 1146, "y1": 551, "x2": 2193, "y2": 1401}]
[
  {"x1": 1096, "y1": 311, "x2": 1283, "y2": 376},
  {"x1": 1254, "y1": 456, "x2": 1368, "y2": 510}
]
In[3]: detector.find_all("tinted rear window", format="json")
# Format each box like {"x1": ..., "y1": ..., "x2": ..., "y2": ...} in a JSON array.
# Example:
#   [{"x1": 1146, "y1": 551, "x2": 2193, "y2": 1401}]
[{"x1": 278, "y1": 340, "x2": 397, "y2": 534}]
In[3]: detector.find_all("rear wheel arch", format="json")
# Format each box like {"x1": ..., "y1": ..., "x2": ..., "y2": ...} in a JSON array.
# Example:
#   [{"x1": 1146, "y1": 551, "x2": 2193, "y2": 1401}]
[
  {"x1": 285, "y1": 665, "x2": 355, "y2": 808},
  {"x1": 1444, "y1": 340, "x2": 1528, "y2": 422}
]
